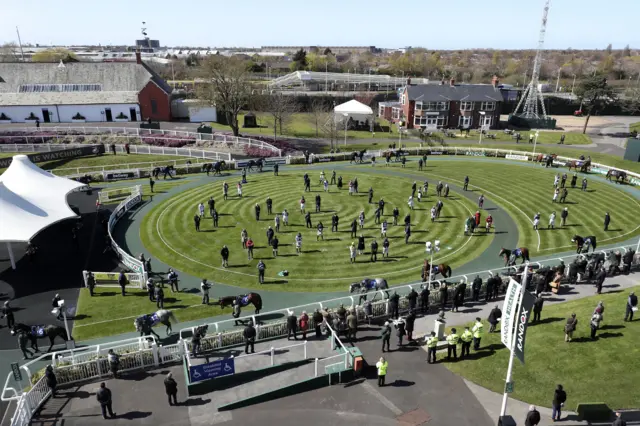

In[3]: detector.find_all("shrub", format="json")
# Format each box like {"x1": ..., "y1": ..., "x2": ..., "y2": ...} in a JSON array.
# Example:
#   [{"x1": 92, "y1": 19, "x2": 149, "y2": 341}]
[
  {"x1": 72, "y1": 113, "x2": 86, "y2": 120},
  {"x1": 25, "y1": 112, "x2": 38, "y2": 120},
  {"x1": 115, "y1": 112, "x2": 128, "y2": 120},
  {"x1": 0, "y1": 113, "x2": 10, "y2": 121}
]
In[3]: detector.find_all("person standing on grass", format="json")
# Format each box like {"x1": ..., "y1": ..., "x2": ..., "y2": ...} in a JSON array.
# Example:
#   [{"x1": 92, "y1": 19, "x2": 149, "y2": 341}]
[
  {"x1": 315, "y1": 194, "x2": 321, "y2": 212},
  {"x1": 222, "y1": 181, "x2": 229, "y2": 200},
  {"x1": 564, "y1": 313, "x2": 577, "y2": 342},
  {"x1": 282, "y1": 209, "x2": 289, "y2": 226},
  {"x1": 582, "y1": 178, "x2": 588, "y2": 192},
  {"x1": 164, "y1": 372, "x2": 178, "y2": 406},
  {"x1": 257, "y1": 260, "x2": 266, "y2": 284},
  {"x1": 472, "y1": 318, "x2": 484, "y2": 350},
  {"x1": 274, "y1": 214, "x2": 281, "y2": 232},
  {"x1": 300, "y1": 196, "x2": 306, "y2": 213},
  {"x1": 417, "y1": 188, "x2": 422, "y2": 203},
  {"x1": 463, "y1": 176, "x2": 469, "y2": 191},
  {"x1": 625, "y1": 291, "x2": 638, "y2": 322},
  {"x1": 446, "y1": 328, "x2": 459, "y2": 361},
  {"x1": 561, "y1": 208, "x2": 568, "y2": 226},
  {"x1": 533, "y1": 212, "x2": 541, "y2": 230},
  {"x1": 316, "y1": 222, "x2": 324, "y2": 241},
  {"x1": 155, "y1": 284, "x2": 164, "y2": 309},
  {"x1": 193, "y1": 214, "x2": 201, "y2": 232},
  {"x1": 305, "y1": 212, "x2": 312, "y2": 228},
  {"x1": 532, "y1": 294, "x2": 544, "y2": 323},
  {"x1": 551, "y1": 385, "x2": 567, "y2": 422},
  {"x1": 237, "y1": 182, "x2": 243, "y2": 198},
  {"x1": 382, "y1": 237, "x2": 390, "y2": 258},
  {"x1": 212, "y1": 209, "x2": 219, "y2": 227},
  {"x1": 246, "y1": 238, "x2": 254, "y2": 260},
  {"x1": 332, "y1": 213, "x2": 339, "y2": 232},
  {"x1": 488, "y1": 305, "x2": 502, "y2": 333},
  {"x1": 604, "y1": 212, "x2": 611, "y2": 231},
  {"x1": 408, "y1": 195, "x2": 414, "y2": 210},
  {"x1": 146, "y1": 279, "x2": 155, "y2": 302},
  {"x1": 393, "y1": 207, "x2": 399, "y2": 225},
  {"x1": 323, "y1": 179, "x2": 329, "y2": 192},
  {"x1": 271, "y1": 236, "x2": 279, "y2": 257},
  {"x1": 350, "y1": 219, "x2": 357, "y2": 238},
  {"x1": 273, "y1": 163, "x2": 279, "y2": 176},
  {"x1": 357, "y1": 235, "x2": 366, "y2": 256},
  {"x1": 241, "y1": 229, "x2": 248, "y2": 249},
  {"x1": 590, "y1": 310, "x2": 602, "y2": 340},
  {"x1": 255, "y1": 203, "x2": 261, "y2": 221},
  {"x1": 404, "y1": 223, "x2": 411, "y2": 244},
  {"x1": 266, "y1": 196, "x2": 273, "y2": 215},
  {"x1": 359, "y1": 211, "x2": 365, "y2": 229},
  {"x1": 267, "y1": 226, "x2": 275, "y2": 246},
  {"x1": 295, "y1": 232, "x2": 303, "y2": 255},
  {"x1": 459, "y1": 326, "x2": 473, "y2": 359},
  {"x1": 561, "y1": 173, "x2": 567, "y2": 188},
  {"x1": 198, "y1": 202, "x2": 205, "y2": 218},
  {"x1": 370, "y1": 239, "x2": 379, "y2": 262},
  {"x1": 118, "y1": 271, "x2": 127, "y2": 296},
  {"x1": 548, "y1": 211, "x2": 556, "y2": 229},
  {"x1": 411, "y1": 181, "x2": 417, "y2": 197},
  {"x1": 208, "y1": 197, "x2": 215, "y2": 217},
  {"x1": 96, "y1": 382, "x2": 115, "y2": 419},
  {"x1": 220, "y1": 245, "x2": 229, "y2": 268},
  {"x1": 368, "y1": 187, "x2": 374, "y2": 204},
  {"x1": 381, "y1": 220, "x2": 388, "y2": 238}
]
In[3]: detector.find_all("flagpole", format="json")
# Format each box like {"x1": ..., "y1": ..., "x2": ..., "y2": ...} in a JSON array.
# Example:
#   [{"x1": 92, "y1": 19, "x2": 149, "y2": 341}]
[{"x1": 500, "y1": 262, "x2": 529, "y2": 416}]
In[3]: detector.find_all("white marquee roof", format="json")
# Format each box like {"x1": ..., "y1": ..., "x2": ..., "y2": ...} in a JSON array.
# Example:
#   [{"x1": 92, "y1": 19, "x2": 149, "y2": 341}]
[
  {"x1": 0, "y1": 155, "x2": 85, "y2": 243},
  {"x1": 334, "y1": 99, "x2": 374, "y2": 115}
]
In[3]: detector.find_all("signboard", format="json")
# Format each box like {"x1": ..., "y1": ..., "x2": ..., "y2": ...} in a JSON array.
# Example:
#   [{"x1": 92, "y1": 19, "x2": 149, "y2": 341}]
[
  {"x1": 189, "y1": 358, "x2": 235, "y2": 383},
  {"x1": 428, "y1": 151, "x2": 444, "y2": 155},
  {"x1": 506, "y1": 154, "x2": 529, "y2": 161},
  {"x1": 501, "y1": 278, "x2": 522, "y2": 350},
  {"x1": 465, "y1": 151, "x2": 486, "y2": 157},
  {"x1": 514, "y1": 290, "x2": 535, "y2": 365},
  {"x1": 0, "y1": 145, "x2": 105, "y2": 169},
  {"x1": 11, "y1": 363, "x2": 21, "y2": 382},
  {"x1": 103, "y1": 170, "x2": 140, "y2": 181},
  {"x1": 505, "y1": 381, "x2": 514, "y2": 394}
]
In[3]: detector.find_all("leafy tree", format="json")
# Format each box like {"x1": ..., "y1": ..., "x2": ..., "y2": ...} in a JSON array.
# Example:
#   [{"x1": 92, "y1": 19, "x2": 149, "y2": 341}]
[
  {"x1": 32, "y1": 48, "x2": 77, "y2": 63},
  {"x1": 622, "y1": 88, "x2": 640, "y2": 116},
  {"x1": 246, "y1": 61, "x2": 265, "y2": 72},
  {"x1": 197, "y1": 56, "x2": 256, "y2": 136},
  {"x1": 574, "y1": 75, "x2": 617, "y2": 134},
  {"x1": 292, "y1": 49, "x2": 307, "y2": 70}
]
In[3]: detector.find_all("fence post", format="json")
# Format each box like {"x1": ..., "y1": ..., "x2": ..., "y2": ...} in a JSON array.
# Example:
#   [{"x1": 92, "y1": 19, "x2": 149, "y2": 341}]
[
  {"x1": 270, "y1": 347, "x2": 275, "y2": 366},
  {"x1": 315, "y1": 358, "x2": 319, "y2": 377},
  {"x1": 152, "y1": 342, "x2": 160, "y2": 367},
  {"x1": 304, "y1": 340, "x2": 307, "y2": 360}
]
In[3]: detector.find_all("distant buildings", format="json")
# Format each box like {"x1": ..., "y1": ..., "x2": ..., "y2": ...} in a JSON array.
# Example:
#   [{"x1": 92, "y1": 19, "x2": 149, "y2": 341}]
[{"x1": 0, "y1": 52, "x2": 172, "y2": 123}]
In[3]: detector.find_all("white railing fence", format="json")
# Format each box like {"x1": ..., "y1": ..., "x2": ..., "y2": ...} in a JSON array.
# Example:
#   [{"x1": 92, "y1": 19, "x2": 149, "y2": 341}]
[{"x1": 0, "y1": 126, "x2": 282, "y2": 156}]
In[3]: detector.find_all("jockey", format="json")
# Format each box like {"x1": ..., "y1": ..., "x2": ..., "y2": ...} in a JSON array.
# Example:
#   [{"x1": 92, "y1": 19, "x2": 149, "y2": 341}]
[
  {"x1": 533, "y1": 212, "x2": 540, "y2": 230},
  {"x1": 430, "y1": 206, "x2": 436, "y2": 222},
  {"x1": 549, "y1": 211, "x2": 556, "y2": 229},
  {"x1": 408, "y1": 196, "x2": 414, "y2": 210},
  {"x1": 295, "y1": 233, "x2": 302, "y2": 254},
  {"x1": 381, "y1": 220, "x2": 388, "y2": 237},
  {"x1": 485, "y1": 215, "x2": 493, "y2": 232}
]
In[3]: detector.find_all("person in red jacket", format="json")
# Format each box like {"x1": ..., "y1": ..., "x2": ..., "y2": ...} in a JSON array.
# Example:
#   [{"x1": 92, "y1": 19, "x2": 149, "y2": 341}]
[
  {"x1": 299, "y1": 311, "x2": 309, "y2": 339},
  {"x1": 485, "y1": 215, "x2": 493, "y2": 233},
  {"x1": 475, "y1": 211, "x2": 481, "y2": 227}
]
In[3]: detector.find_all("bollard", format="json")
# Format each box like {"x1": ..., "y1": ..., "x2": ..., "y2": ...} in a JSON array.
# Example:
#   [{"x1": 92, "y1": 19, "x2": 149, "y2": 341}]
[{"x1": 270, "y1": 347, "x2": 275, "y2": 366}]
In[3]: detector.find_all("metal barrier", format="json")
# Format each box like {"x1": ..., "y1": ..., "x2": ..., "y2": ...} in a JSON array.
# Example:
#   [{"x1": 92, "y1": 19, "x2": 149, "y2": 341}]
[
  {"x1": 107, "y1": 187, "x2": 146, "y2": 276},
  {"x1": 0, "y1": 126, "x2": 282, "y2": 157}
]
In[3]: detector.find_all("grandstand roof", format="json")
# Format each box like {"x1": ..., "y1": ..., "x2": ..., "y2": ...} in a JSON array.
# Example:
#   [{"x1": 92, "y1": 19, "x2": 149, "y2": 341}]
[{"x1": 0, "y1": 155, "x2": 85, "y2": 242}]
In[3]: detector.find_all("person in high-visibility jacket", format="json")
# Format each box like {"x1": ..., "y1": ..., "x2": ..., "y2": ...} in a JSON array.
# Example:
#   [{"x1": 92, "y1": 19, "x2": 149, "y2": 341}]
[
  {"x1": 472, "y1": 317, "x2": 484, "y2": 351},
  {"x1": 375, "y1": 357, "x2": 388, "y2": 387},
  {"x1": 446, "y1": 328, "x2": 460, "y2": 360},
  {"x1": 459, "y1": 326, "x2": 473, "y2": 359},
  {"x1": 426, "y1": 331, "x2": 438, "y2": 364}
]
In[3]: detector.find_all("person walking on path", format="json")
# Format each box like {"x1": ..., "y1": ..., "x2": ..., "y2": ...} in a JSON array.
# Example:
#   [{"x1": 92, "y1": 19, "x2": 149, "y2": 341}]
[
  {"x1": 459, "y1": 326, "x2": 472, "y2": 359},
  {"x1": 472, "y1": 318, "x2": 484, "y2": 350},
  {"x1": 380, "y1": 321, "x2": 391, "y2": 352},
  {"x1": 164, "y1": 373, "x2": 178, "y2": 406},
  {"x1": 625, "y1": 291, "x2": 638, "y2": 321},
  {"x1": 525, "y1": 405, "x2": 541, "y2": 426},
  {"x1": 595, "y1": 266, "x2": 606, "y2": 294},
  {"x1": 96, "y1": 382, "x2": 115, "y2": 419},
  {"x1": 149, "y1": 177, "x2": 155, "y2": 193},
  {"x1": 376, "y1": 357, "x2": 388, "y2": 387},
  {"x1": 405, "y1": 309, "x2": 416, "y2": 341},
  {"x1": 552, "y1": 384, "x2": 567, "y2": 422},
  {"x1": 564, "y1": 314, "x2": 577, "y2": 342},
  {"x1": 200, "y1": 279, "x2": 210, "y2": 305},
  {"x1": 243, "y1": 321, "x2": 256, "y2": 353},
  {"x1": 426, "y1": 331, "x2": 438, "y2": 364}
]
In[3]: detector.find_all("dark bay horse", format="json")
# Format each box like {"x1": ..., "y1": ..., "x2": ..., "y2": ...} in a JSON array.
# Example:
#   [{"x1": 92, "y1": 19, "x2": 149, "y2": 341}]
[
  {"x1": 246, "y1": 159, "x2": 264, "y2": 172},
  {"x1": 219, "y1": 293, "x2": 263, "y2": 314},
  {"x1": 12, "y1": 323, "x2": 69, "y2": 352},
  {"x1": 606, "y1": 169, "x2": 627, "y2": 184},
  {"x1": 421, "y1": 260, "x2": 452, "y2": 281},
  {"x1": 349, "y1": 278, "x2": 390, "y2": 304},
  {"x1": 499, "y1": 247, "x2": 530, "y2": 266},
  {"x1": 572, "y1": 235, "x2": 597, "y2": 254}
]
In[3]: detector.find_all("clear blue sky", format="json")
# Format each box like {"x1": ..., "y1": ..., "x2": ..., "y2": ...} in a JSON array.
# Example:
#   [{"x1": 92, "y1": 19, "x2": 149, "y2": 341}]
[{"x1": 1, "y1": 0, "x2": 638, "y2": 49}]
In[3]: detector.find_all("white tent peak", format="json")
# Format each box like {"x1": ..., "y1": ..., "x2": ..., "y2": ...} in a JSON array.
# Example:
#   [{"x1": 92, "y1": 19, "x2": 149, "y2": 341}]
[
  {"x1": 0, "y1": 155, "x2": 85, "y2": 244},
  {"x1": 334, "y1": 99, "x2": 373, "y2": 115}
]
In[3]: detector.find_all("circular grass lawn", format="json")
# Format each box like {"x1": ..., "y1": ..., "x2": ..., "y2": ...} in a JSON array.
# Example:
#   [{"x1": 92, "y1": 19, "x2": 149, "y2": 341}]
[
  {"x1": 384, "y1": 160, "x2": 640, "y2": 256},
  {"x1": 141, "y1": 171, "x2": 494, "y2": 291}
]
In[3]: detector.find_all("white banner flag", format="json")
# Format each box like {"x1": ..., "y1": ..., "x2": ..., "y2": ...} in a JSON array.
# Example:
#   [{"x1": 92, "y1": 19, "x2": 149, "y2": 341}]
[{"x1": 501, "y1": 278, "x2": 523, "y2": 350}]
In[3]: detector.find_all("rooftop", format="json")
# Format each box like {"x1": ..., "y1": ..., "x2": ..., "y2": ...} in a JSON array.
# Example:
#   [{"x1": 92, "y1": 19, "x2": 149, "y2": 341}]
[{"x1": 406, "y1": 83, "x2": 503, "y2": 102}]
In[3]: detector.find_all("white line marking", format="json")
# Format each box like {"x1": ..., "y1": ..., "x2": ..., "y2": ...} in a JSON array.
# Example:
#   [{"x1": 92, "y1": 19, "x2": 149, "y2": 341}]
[
  {"x1": 362, "y1": 381, "x2": 403, "y2": 416},
  {"x1": 153, "y1": 175, "x2": 477, "y2": 282}
]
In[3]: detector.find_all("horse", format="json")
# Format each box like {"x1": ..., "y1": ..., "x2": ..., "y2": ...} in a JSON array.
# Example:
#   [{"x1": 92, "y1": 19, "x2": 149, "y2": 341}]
[
  {"x1": 218, "y1": 293, "x2": 263, "y2": 314},
  {"x1": 133, "y1": 309, "x2": 177, "y2": 338},
  {"x1": 11, "y1": 323, "x2": 69, "y2": 353},
  {"x1": 421, "y1": 260, "x2": 452, "y2": 282},
  {"x1": 571, "y1": 235, "x2": 597, "y2": 254},
  {"x1": 499, "y1": 247, "x2": 530, "y2": 266},
  {"x1": 246, "y1": 159, "x2": 264, "y2": 172},
  {"x1": 213, "y1": 161, "x2": 226, "y2": 175},
  {"x1": 606, "y1": 169, "x2": 627, "y2": 184},
  {"x1": 349, "y1": 278, "x2": 389, "y2": 303}
]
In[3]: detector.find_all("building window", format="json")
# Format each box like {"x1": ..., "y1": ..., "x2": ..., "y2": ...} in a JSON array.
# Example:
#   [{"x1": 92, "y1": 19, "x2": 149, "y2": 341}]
[
  {"x1": 151, "y1": 99, "x2": 158, "y2": 114},
  {"x1": 414, "y1": 116, "x2": 448, "y2": 128},
  {"x1": 460, "y1": 101, "x2": 474, "y2": 111},
  {"x1": 480, "y1": 101, "x2": 495, "y2": 111},
  {"x1": 458, "y1": 116, "x2": 472, "y2": 128},
  {"x1": 479, "y1": 115, "x2": 492, "y2": 128},
  {"x1": 378, "y1": 105, "x2": 385, "y2": 116},
  {"x1": 416, "y1": 101, "x2": 449, "y2": 111},
  {"x1": 392, "y1": 108, "x2": 400, "y2": 120},
  {"x1": 401, "y1": 94, "x2": 406, "y2": 105}
]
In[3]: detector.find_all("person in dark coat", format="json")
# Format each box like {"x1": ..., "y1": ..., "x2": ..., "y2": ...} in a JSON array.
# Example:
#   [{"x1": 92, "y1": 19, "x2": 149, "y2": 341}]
[
  {"x1": 287, "y1": 312, "x2": 298, "y2": 340},
  {"x1": 407, "y1": 288, "x2": 418, "y2": 311},
  {"x1": 380, "y1": 321, "x2": 391, "y2": 352},
  {"x1": 96, "y1": 382, "x2": 115, "y2": 419},
  {"x1": 194, "y1": 214, "x2": 201, "y2": 231},
  {"x1": 118, "y1": 271, "x2": 127, "y2": 296},
  {"x1": 243, "y1": 321, "x2": 256, "y2": 353},
  {"x1": 155, "y1": 284, "x2": 164, "y2": 309},
  {"x1": 552, "y1": 384, "x2": 567, "y2": 421},
  {"x1": 420, "y1": 286, "x2": 430, "y2": 313},
  {"x1": 405, "y1": 310, "x2": 416, "y2": 341},
  {"x1": 593, "y1": 266, "x2": 606, "y2": 294},
  {"x1": 395, "y1": 318, "x2": 406, "y2": 346},
  {"x1": 389, "y1": 292, "x2": 400, "y2": 319},
  {"x1": 220, "y1": 245, "x2": 229, "y2": 267},
  {"x1": 604, "y1": 212, "x2": 611, "y2": 231},
  {"x1": 525, "y1": 405, "x2": 541, "y2": 426},
  {"x1": 439, "y1": 282, "x2": 449, "y2": 310},
  {"x1": 2, "y1": 301, "x2": 15, "y2": 328},
  {"x1": 350, "y1": 219, "x2": 357, "y2": 238},
  {"x1": 453, "y1": 281, "x2": 466, "y2": 312},
  {"x1": 532, "y1": 294, "x2": 544, "y2": 322},
  {"x1": 485, "y1": 276, "x2": 494, "y2": 302},
  {"x1": 625, "y1": 291, "x2": 638, "y2": 322},
  {"x1": 612, "y1": 411, "x2": 627, "y2": 426},
  {"x1": 164, "y1": 372, "x2": 178, "y2": 406},
  {"x1": 312, "y1": 309, "x2": 324, "y2": 337},
  {"x1": 471, "y1": 275, "x2": 482, "y2": 302},
  {"x1": 45, "y1": 365, "x2": 57, "y2": 396},
  {"x1": 488, "y1": 305, "x2": 502, "y2": 332}
]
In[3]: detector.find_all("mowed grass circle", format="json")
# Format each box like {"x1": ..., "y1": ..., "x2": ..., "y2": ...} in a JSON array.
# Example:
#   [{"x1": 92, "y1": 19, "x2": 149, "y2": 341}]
[
  {"x1": 141, "y1": 171, "x2": 494, "y2": 291},
  {"x1": 386, "y1": 160, "x2": 640, "y2": 255}
]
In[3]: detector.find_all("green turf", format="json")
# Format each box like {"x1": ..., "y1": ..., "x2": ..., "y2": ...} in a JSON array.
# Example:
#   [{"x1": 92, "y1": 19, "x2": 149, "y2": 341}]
[
  {"x1": 444, "y1": 286, "x2": 640, "y2": 409},
  {"x1": 386, "y1": 160, "x2": 640, "y2": 255},
  {"x1": 630, "y1": 122, "x2": 640, "y2": 134},
  {"x1": 72, "y1": 287, "x2": 226, "y2": 341},
  {"x1": 140, "y1": 171, "x2": 494, "y2": 292},
  {"x1": 429, "y1": 130, "x2": 590, "y2": 145}
]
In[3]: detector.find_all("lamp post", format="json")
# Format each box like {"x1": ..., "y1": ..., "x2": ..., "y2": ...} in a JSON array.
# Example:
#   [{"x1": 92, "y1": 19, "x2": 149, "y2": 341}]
[
  {"x1": 555, "y1": 68, "x2": 561, "y2": 93},
  {"x1": 56, "y1": 299, "x2": 75, "y2": 349},
  {"x1": 343, "y1": 113, "x2": 348, "y2": 146},
  {"x1": 571, "y1": 74, "x2": 576, "y2": 96},
  {"x1": 479, "y1": 111, "x2": 486, "y2": 145},
  {"x1": 425, "y1": 240, "x2": 441, "y2": 289}
]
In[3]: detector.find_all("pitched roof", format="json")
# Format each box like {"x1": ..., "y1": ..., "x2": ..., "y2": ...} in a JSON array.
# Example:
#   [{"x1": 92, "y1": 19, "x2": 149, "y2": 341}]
[
  {"x1": 406, "y1": 84, "x2": 503, "y2": 103},
  {"x1": 0, "y1": 91, "x2": 139, "y2": 106}
]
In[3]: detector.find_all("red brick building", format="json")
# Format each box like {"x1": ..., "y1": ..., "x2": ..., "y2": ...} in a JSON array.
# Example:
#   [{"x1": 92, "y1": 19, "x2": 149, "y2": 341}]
[{"x1": 395, "y1": 77, "x2": 503, "y2": 130}]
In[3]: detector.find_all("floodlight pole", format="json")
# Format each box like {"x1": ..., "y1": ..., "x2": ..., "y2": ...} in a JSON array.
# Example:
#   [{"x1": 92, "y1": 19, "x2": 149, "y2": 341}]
[
  {"x1": 532, "y1": 131, "x2": 540, "y2": 161},
  {"x1": 479, "y1": 111, "x2": 486, "y2": 145},
  {"x1": 500, "y1": 263, "x2": 529, "y2": 417}
]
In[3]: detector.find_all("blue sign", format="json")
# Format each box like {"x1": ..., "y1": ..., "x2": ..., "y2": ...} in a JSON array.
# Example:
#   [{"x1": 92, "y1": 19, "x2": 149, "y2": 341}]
[{"x1": 189, "y1": 358, "x2": 235, "y2": 383}]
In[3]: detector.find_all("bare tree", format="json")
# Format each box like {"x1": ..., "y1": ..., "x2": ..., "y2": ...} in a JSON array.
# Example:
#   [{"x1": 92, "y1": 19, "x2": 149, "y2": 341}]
[
  {"x1": 0, "y1": 42, "x2": 20, "y2": 62},
  {"x1": 307, "y1": 98, "x2": 329, "y2": 138},
  {"x1": 321, "y1": 111, "x2": 341, "y2": 151},
  {"x1": 264, "y1": 91, "x2": 298, "y2": 141},
  {"x1": 197, "y1": 56, "x2": 255, "y2": 136}
]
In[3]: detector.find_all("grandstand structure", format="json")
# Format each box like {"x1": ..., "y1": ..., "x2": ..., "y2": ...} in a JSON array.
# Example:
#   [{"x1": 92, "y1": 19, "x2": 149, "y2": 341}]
[{"x1": 268, "y1": 71, "x2": 429, "y2": 92}]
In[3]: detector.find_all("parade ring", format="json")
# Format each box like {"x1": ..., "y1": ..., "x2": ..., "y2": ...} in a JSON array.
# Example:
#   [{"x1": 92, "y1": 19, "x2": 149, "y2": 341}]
[{"x1": 141, "y1": 171, "x2": 494, "y2": 292}]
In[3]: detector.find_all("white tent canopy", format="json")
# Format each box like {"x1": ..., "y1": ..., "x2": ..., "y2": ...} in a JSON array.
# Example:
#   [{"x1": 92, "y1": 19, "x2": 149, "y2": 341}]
[
  {"x1": 0, "y1": 155, "x2": 85, "y2": 268},
  {"x1": 333, "y1": 99, "x2": 374, "y2": 116}
]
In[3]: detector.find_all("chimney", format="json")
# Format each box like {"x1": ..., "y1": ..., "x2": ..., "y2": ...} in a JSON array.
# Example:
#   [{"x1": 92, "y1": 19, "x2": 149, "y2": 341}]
[
  {"x1": 449, "y1": 78, "x2": 455, "y2": 87},
  {"x1": 135, "y1": 48, "x2": 142, "y2": 64},
  {"x1": 492, "y1": 75, "x2": 500, "y2": 87}
]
